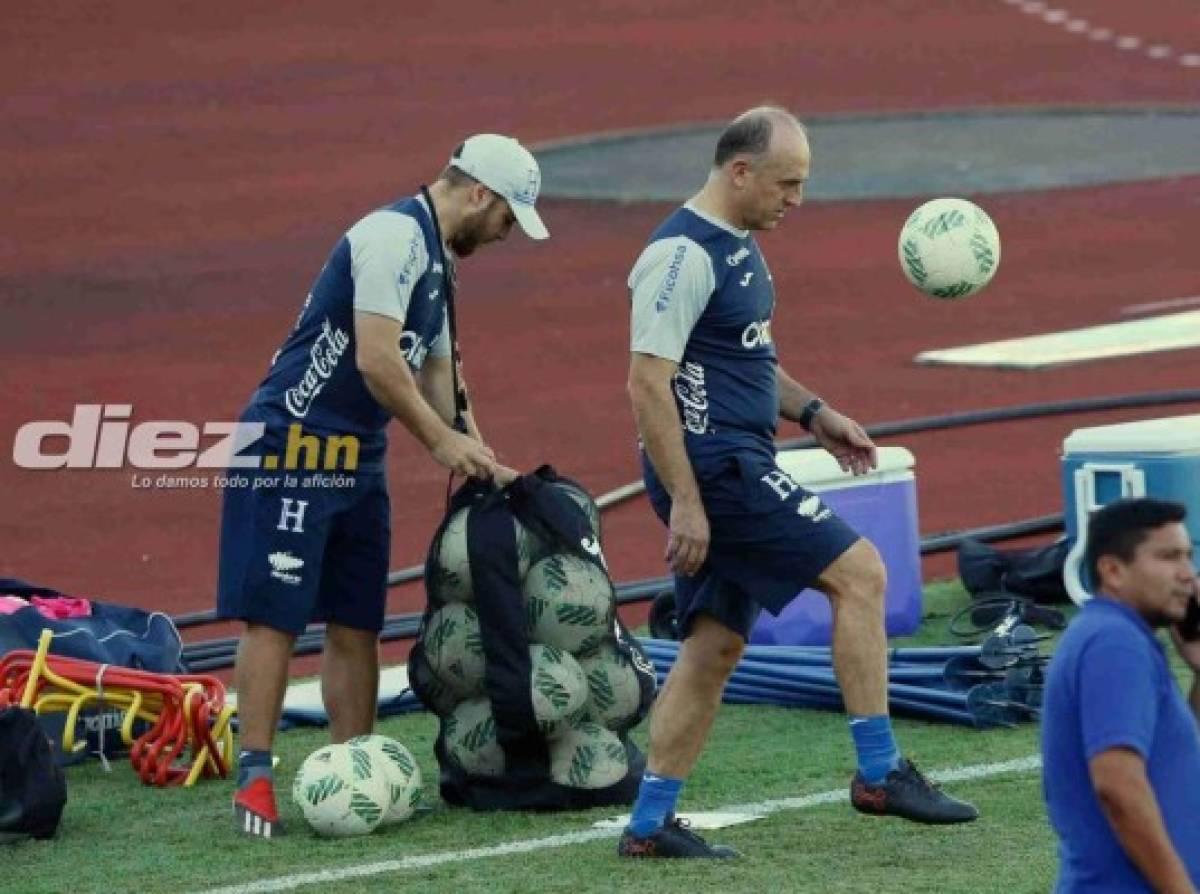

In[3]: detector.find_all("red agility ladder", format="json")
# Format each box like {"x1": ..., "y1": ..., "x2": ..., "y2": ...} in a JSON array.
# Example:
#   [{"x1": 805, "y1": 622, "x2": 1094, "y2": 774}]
[{"x1": 0, "y1": 629, "x2": 233, "y2": 786}]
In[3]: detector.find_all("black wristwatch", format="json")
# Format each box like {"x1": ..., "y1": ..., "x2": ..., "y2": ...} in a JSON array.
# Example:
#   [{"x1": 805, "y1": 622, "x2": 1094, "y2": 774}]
[{"x1": 798, "y1": 397, "x2": 825, "y2": 431}]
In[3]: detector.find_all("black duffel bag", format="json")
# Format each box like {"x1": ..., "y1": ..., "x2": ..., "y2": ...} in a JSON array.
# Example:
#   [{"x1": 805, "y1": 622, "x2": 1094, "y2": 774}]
[
  {"x1": 0, "y1": 706, "x2": 67, "y2": 842},
  {"x1": 0, "y1": 578, "x2": 182, "y2": 765}
]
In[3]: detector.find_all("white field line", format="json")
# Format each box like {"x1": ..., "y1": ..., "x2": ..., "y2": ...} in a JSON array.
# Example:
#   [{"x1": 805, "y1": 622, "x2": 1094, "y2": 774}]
[
  {"x1": 202, "y1": 754, "x2": 1042, "y2": 894},
  {"x1": 1122, "y1": 295, "x2": 1200, "y2": 317},
  {"x1": 1000, "y1": 0, "x2": 1199, "y2": 69}
]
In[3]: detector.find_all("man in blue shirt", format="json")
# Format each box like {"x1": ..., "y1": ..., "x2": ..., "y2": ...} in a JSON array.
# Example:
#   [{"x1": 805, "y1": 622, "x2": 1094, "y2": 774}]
[
  {"x1": 1042, "y1": 498, "x2": 1200, "y2": 891},
  {"x1": 620, "y1": 107, "x2": 977, "y2": 859},
  {"x1": 216, "y1": 134, "x2": 549, "y2": 837}
]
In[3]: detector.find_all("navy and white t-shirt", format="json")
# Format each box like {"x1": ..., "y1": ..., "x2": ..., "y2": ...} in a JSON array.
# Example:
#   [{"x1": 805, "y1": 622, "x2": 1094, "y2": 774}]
[
  {"x1": 245, "y1": 194, "x2": 452, "y2": 464},
  {"x1": 629, "y1": 203, "x2": 778, "y2": 460}
]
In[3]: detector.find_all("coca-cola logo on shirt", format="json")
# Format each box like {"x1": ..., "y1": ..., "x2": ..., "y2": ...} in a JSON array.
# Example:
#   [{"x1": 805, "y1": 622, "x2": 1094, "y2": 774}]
[{"x1": 284, "y1": 318, "x2": 351, "y2": 419}]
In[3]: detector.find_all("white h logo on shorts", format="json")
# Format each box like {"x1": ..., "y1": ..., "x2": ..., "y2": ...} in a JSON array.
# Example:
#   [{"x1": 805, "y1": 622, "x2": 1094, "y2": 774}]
[
  {"x1": 760, "y1": 468, "x2": 799, "y2": 501},
  {"x1": 277, "y1": 498, "x2": 308, "y2": 533}
]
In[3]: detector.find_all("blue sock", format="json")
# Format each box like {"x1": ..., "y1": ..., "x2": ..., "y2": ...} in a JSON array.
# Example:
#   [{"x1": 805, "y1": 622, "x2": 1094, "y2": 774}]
[
  {"x1": 627, "y1": 772, "x2": 683, "y2": 837},
  {"x1": 237, "y1": 749, "x2": 273, "y2": 789},
  {"x1": 849, "y1": 715, "x2": 901, "y2": 784}
]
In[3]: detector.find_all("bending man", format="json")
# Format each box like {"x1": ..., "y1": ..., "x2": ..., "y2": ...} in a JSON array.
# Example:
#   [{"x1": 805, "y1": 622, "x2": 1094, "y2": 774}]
[{"x1": 216, "y1": 134, "x2": 548, "y2": 838}]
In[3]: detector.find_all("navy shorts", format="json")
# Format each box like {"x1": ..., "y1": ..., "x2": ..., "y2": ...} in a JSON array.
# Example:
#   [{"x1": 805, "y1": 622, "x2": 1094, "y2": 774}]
[
  {"x1": 216, "y1": 468, "x2": 390, "y2": 636},
  {"x1": 644, "y1": 447, "x2": 860, "y2": 640}
]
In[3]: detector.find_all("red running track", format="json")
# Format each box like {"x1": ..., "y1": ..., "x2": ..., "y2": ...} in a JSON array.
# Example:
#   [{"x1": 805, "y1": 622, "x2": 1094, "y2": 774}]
[{"x1": 2, "y1": 1, "x2": 1197, "y2": 670}]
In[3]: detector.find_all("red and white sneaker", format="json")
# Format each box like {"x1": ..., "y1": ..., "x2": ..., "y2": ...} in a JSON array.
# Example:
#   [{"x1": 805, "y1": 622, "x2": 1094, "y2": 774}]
[{"x1": 233, "y1": 777, "x2": 285, "y2": 839}]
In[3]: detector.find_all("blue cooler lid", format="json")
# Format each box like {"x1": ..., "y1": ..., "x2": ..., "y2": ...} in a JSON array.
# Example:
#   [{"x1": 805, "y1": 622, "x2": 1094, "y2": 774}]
[{"x1": 1063, "y1": 414, "x2": 1200, "y2": 456}]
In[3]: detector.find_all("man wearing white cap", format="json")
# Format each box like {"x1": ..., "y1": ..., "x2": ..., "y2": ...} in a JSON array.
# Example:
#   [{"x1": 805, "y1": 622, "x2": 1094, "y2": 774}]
[{"x1": 217, "y1": 133, "x2": 548, "y2": 838}]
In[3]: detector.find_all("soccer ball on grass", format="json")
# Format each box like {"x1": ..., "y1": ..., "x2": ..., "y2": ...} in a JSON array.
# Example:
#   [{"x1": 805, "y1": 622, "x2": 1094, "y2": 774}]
[
  {"x1": 344, "y1": 734, "x2": 423, "y2": 824},
  {"x1": 292, "y1": 742, "x2": 391, "y2": 837}
]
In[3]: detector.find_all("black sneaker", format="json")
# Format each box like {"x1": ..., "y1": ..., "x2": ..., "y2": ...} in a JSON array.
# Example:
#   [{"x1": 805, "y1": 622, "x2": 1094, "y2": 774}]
[
  {"x1": 618, "y1": 815, "x2": 741, "y2": 859},
  {"x1": 851, "y1": 759, "x2": 979, "y2": 824}
]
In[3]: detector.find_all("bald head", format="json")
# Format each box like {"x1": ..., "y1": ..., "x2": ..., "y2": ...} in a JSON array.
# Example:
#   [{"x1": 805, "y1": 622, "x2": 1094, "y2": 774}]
[
  {"x1": 700, "y1": 106, "x2": 810, "y2": 231},
  {"x1": 713, "y1": 106, "x2": 807, "y2": 168}
]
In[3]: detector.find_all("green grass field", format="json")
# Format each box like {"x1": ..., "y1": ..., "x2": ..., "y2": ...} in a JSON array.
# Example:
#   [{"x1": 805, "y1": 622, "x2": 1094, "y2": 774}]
[{"x1": 4, "y1": 583, "x2": 1081, "y2": 893}]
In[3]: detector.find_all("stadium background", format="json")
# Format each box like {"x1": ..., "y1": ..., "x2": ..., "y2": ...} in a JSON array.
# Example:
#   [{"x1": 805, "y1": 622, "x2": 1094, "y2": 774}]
[{"x1": 2, "y1": 0, "x2": 1197, "y2": 675}]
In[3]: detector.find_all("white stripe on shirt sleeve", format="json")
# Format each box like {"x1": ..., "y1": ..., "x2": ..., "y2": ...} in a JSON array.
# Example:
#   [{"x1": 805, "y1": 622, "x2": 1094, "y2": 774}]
[
  {"x1": 629, "y1": 236, "x2": 715, "y2": 362},
  {"x1": 348, "y1": 211, "x2": 428, "y2": 321}
]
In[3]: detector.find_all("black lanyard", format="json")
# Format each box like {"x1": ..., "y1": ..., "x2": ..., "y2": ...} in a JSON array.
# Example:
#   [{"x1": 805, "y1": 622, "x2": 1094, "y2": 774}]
[{"x1": 421, "y1": 185, "x2": 469, "y2": 434}]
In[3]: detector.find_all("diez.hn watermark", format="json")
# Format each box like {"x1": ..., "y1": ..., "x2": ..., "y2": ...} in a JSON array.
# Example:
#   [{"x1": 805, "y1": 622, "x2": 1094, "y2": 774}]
[{"x1": 12, "y1": 405, "x2": 360, "y2": 488}]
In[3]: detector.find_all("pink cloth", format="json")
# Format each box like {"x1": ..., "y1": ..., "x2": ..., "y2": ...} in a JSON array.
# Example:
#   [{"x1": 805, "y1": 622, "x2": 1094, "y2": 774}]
[
  {"x1": 0, "y1": 596, "x2": 29, "y2": 615},
  {"x1": 29, "y1": 596, "x2": 93, "y2": 620}
]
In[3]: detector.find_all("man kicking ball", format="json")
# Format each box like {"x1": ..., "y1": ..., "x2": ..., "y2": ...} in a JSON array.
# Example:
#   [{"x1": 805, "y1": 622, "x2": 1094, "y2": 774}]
[{"x1": 620, "y1": 106, "x2": 977, "y2": 859}]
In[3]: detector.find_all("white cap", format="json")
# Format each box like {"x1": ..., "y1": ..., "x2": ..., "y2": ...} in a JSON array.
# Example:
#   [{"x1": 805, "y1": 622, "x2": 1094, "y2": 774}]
[{"x1": 449, "y1": 134, "x2": 549, "y2": 240}]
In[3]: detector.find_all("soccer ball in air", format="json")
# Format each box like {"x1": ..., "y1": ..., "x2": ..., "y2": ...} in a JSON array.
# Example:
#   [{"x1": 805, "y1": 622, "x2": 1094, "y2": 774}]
[
  {"x1": 291, "y1": 743, "x2": 391, "y2": 837},
  {"x1": 345, "y1": 734, "x2": 423, "y2": 825},
  {"x1": 898, "y1": 197, "x2": 1000, "y2": 300}
]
